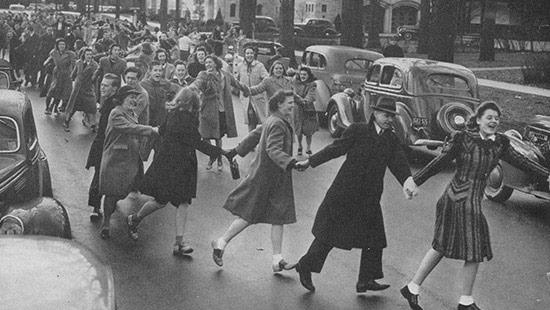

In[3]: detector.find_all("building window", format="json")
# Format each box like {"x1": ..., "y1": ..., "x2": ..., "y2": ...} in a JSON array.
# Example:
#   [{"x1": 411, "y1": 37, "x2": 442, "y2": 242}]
[
  {"x1": 392, "y1": 6, "x2": 418, "y2": 32},
  {"x1": 306, "y1": 3, "x2": 314, "y2": 13},
  {"x1": 321, "y1": 4, "x2": 327, "y2": 13},
  {"x1": 256, "y1": 4, "x2": 263, "y2": 15},
  {"x1": 230, "y1": 3, "x2": 236, "y2": 17}
]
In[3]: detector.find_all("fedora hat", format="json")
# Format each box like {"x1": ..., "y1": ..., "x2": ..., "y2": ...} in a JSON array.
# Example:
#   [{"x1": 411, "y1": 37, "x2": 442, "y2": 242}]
[{"x1": 372, "y1": 97, "x2": 399, "y2": 115}]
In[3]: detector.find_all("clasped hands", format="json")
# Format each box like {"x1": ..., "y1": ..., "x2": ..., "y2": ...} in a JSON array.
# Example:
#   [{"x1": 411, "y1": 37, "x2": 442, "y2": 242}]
[
  {"x1": 403, "y1": 176, "x2": 419, "y2": 200},
  {"x1": 293, "y1": 159, "x2": 309, "y2": 172}
]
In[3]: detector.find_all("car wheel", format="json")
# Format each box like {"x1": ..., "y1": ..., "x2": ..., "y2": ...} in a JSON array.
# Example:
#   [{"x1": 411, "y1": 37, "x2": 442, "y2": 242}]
[
  {"x1": 404, "y1": 32, "x2": 413, "y2": 41},
  {"x1": 485, "y1": 164, "x2": 513, "y2": 202},
  {"x1": 328, "y1": 105, "x2": 343, "y2": 138},
  {"x1": 324, "y1": 28, "x2": 338, "y2": 36}
]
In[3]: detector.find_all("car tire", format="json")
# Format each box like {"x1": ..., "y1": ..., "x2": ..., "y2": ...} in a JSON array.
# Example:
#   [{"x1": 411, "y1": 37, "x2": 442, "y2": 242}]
[
  {"x1": 328, "y1": 105, "x2": 343, "y2": 138},
  {"x1": 485, "y1": 164, "x2": 513, "y2": 202},
  {"x1": 323, "y1": 28, "x2": 338, "y2": 37},
  {"x1": 404, "y1": 32, "x2": 413, "y2": 41}
]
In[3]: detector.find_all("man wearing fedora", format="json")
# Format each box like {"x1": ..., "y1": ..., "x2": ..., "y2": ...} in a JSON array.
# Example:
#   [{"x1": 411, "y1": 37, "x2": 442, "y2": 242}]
[{"x1": 293, "y1": 97, "x2": 418, "y2": 293}]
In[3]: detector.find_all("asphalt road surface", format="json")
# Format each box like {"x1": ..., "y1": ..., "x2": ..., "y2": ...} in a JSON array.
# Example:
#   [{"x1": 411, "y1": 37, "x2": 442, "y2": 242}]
[{"x1": 21, "y1": 86, "x2": 550, "y2": 310}]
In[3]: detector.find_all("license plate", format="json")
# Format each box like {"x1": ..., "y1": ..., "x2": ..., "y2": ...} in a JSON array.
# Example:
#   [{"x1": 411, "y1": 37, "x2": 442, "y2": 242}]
[
  {"x1": 412, "y1": 117, "x2": 429, "y2": 127},
  {"x1": 528, "y1": 131, "x2": 549, "y2": 143}
]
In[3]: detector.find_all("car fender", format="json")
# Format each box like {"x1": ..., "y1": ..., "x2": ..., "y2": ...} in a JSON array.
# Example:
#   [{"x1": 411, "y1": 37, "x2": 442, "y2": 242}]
[
  {"x1": 504, "y1": 130, "x2": 543, "y2": 162},
  {"x1": 314, "y1": 80, "x2": 331, "y2": 113},
  {"x1": 393, "y1": 102, "x2": 413, "y2": 145},
  {"x1": 329, "y1": 93, "x2": 354, "y2": 128}
]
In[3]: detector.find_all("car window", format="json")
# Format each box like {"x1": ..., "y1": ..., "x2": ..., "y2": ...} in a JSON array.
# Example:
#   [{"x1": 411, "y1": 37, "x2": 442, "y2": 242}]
[
  {"x1": 366, "y1": 65, "x2": 381, "y2": 83},
  {"x1": 420, "y1": 74, "x2": 472, "y2": 97},
  {"x1": 23, "y1": 109, "x2": 37, "y2": 149},
  {"x1": 310, "y1": 53, "x2": 320, "y2": 67},
  {"x1": 346, "y1": 59, "x2": 373, "y2": 72},
  {"x1": 0, "y1": 71, "x2": 9, "y2": 89},
  {"x1": 380, "y1": 66, "x2": 403, "y2": 88},
  {"x1": 0, "y1": 116, "x2": 19, "y2": 152}
]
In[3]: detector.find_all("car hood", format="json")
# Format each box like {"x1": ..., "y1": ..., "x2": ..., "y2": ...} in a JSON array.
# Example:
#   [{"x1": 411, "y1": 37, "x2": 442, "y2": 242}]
[
  {"x1": 530, "y1": 115, "x2": 550, "y2": 130},
  {"x1": 0, "y1": 236, "x2": 115, "y2": 310},
  {"x1": 0, "y1": 153, "x2": 26, "y2": 181}
]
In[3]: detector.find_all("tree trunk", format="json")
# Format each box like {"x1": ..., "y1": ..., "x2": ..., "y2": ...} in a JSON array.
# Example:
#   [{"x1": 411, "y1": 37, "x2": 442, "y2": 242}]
[
  {"x1": 175, "y1": 0, "x2": 181, "y2": 21},
  {"x1": 240, "y1": 0, "x2": 257, "y2": 38},
  {"x1": 341, "y1": 0, "x2": 364, "y2": 48},
  {"x1": 478, "y1": 0, "x2": 495, "y2": 61},
  {"x1": 417, "y1": 0, "x2": 431, "y2": 53},
  {"x1": 428, "y1": 0, "x2": 456, "y2": 62},
  {"x1": 115, "y1": 0, "x2": 121, "y2": 19},
  {"x1": 77, "y1": 1, "x2": 86, "y2": 14},
  {"x1": 93, "y1": 0, "x2": 100, "y2": 14},
  {"x1": 160, "y1": 0, "x2": 168, "y2": 31},
  {"x1": 280, "y1": 0, "x2": 297, "y2": 68},
  {"x1": 366, "y1": 0, "x2": 380, "y2": 49}
]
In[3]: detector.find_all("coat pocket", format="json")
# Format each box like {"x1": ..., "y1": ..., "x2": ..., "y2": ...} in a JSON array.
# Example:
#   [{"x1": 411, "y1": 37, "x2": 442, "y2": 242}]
[{"x1": 446, "y1": 178, "x2": 470, "y2": 203}]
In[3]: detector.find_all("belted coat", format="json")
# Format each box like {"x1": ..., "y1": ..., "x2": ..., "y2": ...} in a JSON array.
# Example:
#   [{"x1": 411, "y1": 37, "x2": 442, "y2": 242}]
[{"x1": 308, "y1": 121, "x2": 411, "y2": 250}]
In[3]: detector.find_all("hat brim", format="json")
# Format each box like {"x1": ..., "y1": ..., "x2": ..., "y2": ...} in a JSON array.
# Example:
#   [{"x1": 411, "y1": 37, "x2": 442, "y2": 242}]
[{"x1": 373, "y1": 106, "x2": 399, "y2": 115}]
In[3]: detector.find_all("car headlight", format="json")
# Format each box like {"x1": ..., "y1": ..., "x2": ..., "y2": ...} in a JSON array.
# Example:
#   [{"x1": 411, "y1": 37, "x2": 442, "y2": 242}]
[{"x1": 436, "y1": 102, "x2": 474, "y2": 134}]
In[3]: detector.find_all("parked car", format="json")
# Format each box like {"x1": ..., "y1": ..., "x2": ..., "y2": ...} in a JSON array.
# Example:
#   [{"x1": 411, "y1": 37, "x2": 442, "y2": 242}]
[
  {"x1": 0, "y1": 59, "x2": 23, "y2": 91},
  {"x1": 294, "y1": 18, "x2": 339, "y2": 37},
  {"x1": 328, "y1": 58, "x2": 480, "y2": 156},
  {"x1": 300, "y1": 45, "x2": 383, "y2": 124},
  {"x1": 232, "y1": 16, "x2": 280, "y2": 41},
  {"x1": 239, "y1": 39, "x2": 290, "y2": 69},
  {"x1": 0, "y1": 90, "x2": 52, "y2": 211},
  {"x1": 485, "y1": 117, "x2": 550, "y2": 202},
  {"x1": 0, "y1": 235, "x2": 115, "y2": 309},
  {"x1": 397, "y1": 25, "x2": 419, "y2": 41}
]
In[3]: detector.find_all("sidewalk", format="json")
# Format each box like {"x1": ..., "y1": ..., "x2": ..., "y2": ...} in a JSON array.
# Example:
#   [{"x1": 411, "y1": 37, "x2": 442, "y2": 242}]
[{"x1": 477, "y1": 78, "x2": 550, "y2": 98}]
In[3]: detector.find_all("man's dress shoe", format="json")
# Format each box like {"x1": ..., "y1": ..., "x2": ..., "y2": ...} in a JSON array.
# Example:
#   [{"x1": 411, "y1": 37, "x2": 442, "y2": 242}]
[
  {"x1": 295, "y1": 263, "x2": 315, "y2": 291},
  {"x1": 356, "y1": 280, "x2": 390, "y2": 292}
]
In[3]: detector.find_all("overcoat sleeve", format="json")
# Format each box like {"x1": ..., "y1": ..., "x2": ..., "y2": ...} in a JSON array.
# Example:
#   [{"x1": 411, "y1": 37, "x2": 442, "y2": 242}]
[
  {"x1": 235, "y1": 125, "x2": 263, "y2": 156},
  {"x1": 386, "y1": 133, "x2": 412, "y2": 185},
  {"x1": 249, "y1": 77, "x2": 268, "y2": 96},
  {"x1": 110, "y1": 109, "x2": 156, "y2": 136},
  {"x1": 500, "y1": 136, "x2": 549, "y2": 177},
  {"x1": 413, "y1": 131, "x2": 463, "y2": 186},
  {"x1": 92, "y1": 58, "x2": 104, "y2": 81},
  {"x1": 308, "y1": 123, "x2": 362, "y2": 168},
  {"x1": 265, "y1": 120, "x2": 295, "y2": 171}
]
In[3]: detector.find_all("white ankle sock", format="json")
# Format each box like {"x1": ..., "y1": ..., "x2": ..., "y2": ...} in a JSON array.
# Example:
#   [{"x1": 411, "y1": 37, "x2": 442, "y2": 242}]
[
  {"x1": 458, "y1": 295, "x2": 474, "y2": 306},
  {"x1": 273, "y1": 254, "x2": 283, "y2": 265},
  {"x1": 217, "y1": 238, "x2": 227, "y2": 250},
  {"x1": 408, "y1": 282, "x2": 420, "y2": 295}
]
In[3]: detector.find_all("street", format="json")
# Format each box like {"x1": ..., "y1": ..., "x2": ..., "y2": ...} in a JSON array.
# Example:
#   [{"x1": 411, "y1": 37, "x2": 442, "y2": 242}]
[{"x1": 21, "y1": 86, "x2": 550, "y2": 310}]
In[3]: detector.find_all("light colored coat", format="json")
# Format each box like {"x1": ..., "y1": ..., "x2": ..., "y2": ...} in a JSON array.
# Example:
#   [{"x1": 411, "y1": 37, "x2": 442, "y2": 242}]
[
  {"x1": 249, "y1": 75, "x2": 294, "y2": 101},
  {"x1": 190, "y1": 70, "x2": 244, "y2": 139},
  {"x1": 236, "y1": 60, "x2": 268, "y2": 124},
  {"x1": 66, "y1": 59, "x2": 98, "y2": 116},
  {"x1": 223, "y1": 112, "x2": 297, "y2": 225},
  {"x1": 99, "y1": 105, "x2": 155, "y2": 197},
  {"x1": 46, "y1": 49, "x2": 76, "y2": 101}
]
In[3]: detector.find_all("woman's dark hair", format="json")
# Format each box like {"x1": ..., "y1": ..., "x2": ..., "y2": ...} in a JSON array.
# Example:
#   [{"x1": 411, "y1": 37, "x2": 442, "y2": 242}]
[
  {"x1": 193, "y1": 47, "x2": 206, "y2": 63},
  {"x1": 298, "y1": 66, "x2": 316, "y2": 83},
  {"x1": 268, "y1": 60, "x2": 287, "y2": 76},
  {"x1": 205, "y1": 55, "x2": 222, "y2": 70},
  {"x1": 268, "y1": 89, "x2": 294, "y2": 112},
  {"x1": 243, "y1": 46, "x2": 257, "y2": 61},
  {"x1": 466, "y1": 101, "x2": 502, "y2": 130},
  {"x1": 55, "y1": 37, "x2": 66, "y2": 49},
  {"x1": 174, "y1": 60, "x2": 186, "y2": 68},
  {"x1": 79, "y1": 47, "x2": 93, "y2": 60},
  {"x1": 92, "y1": 42, "x2": 103, "y2": 53},
  {"x1": 109, "y1": 43, "x2": 121, "y2": 54},
  {"x1": 154, "y1": 48, "x2": 168, "y2": 60},
  {"x1": 75, "y1": 39, "x2": 86, "y2": 52}
]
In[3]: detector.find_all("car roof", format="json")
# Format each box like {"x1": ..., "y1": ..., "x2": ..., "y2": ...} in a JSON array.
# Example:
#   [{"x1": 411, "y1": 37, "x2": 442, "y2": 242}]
[
  {"x1": 0, "y1": 90, "x2": 28, "y2": 116},
  {"x1": 0, "y1": 236, "x2": 115, "y2": 310},
  {"x1": 372, "y1": 57, "x2": 474, "y2": 73},
  {"x1": 242, "y1": 39, "x2": 283, "y2": 48},
  {"x1": 305, "y1": 45, "x2": 383, "y2": 58}
]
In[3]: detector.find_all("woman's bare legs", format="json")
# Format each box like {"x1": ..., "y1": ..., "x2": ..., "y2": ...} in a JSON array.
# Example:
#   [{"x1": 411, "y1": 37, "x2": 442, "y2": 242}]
[
  {"x1": 457, "y1": 261, "x2": 479, "y2": 306},
  {"x1": 305, "y1": 134, "x2": 313, "y2": 153},
  {"x1": 216, "y1": 217, "x2": 250, "y2": 249},
  {"x1": 216, "y1": 138, "x2": 223, "y2": 170},
  {"x1": 411, "y1": 248, "x2": 444, "y2": 286},
  {"x1": 271, "y1": 224, "x2": 283, "y2": 255},
  {"x1": 175, "y1": 202, "x2": 189, "y2": 242},
  {"x1": 297, "y1": 134, "x2": 303, "y2": 154}
]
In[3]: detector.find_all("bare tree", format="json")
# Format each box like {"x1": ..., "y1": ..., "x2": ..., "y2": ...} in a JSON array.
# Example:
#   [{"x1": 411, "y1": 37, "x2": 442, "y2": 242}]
[
  {"x1": 341, "y1": 0, "x2": 364, "y2": 48},
  {"x1": 478, "y1": 0, "x2": 495, "y2": 61},
  {"x1": 175, "y1": 0, "x2": 181, "y2": 21},
  {"x1": 160, "y1": 0, "x2": 168, "y2": 31},
  {"x1": 417, "y1": 0, "x2": 431, "y2": 54},
  {"x1": 239, "y1": 0, "x2": 257, "y2": 38},
  {"x1": 280, "y1": 0, "x2": 297, "y2": 68},
  {"x1": 366, "y1": 0, "x2": 381, "y2": 49}
]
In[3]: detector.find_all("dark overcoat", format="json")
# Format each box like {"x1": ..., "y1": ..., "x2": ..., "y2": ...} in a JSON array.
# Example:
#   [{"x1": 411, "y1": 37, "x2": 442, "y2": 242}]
[
  {"x1": 46, "y1": 49, "x2": 76, "y2": 101},
  {"x1": 66, "y1": 59, "x2": 98, "y2": 115},
  {"x1": 85, "y1": 96, "x2": 117, "y2": 169},
  {"x1": 308, "y1": 121, "x2": 411, "y2": 250},
  {"x1": 223, "y1": 112, "x2": 297, "y2": 225}
]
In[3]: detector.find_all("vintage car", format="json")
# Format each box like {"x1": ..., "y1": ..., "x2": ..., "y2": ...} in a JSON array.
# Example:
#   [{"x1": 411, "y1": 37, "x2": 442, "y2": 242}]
[
  {"x1": 397, "y1": 25, "x2": 419, "y2": 41},
  {"x1": 300, "y1": 45, "x2": 383, "y2": 124},
  {"x1": 0, "y1": 90, "x2": 52, "y2": 212},
  {"x1": 0, "y1": 235, "x2": 116, "y2": 309},
  {"x1": 485, "y1": 117, "x2": 550, "y2": 202},
  {"x1": 328, "y1": 58, "x2": 480, "y2": 155},
  {"x1": 0, "y1": 59, "x2": 23, "y2": 90},
  {"x1": 294, "y1": 18, "x2": 339, "y2": 37},
  {"x1": 239, "y1": 39, "x2": 290, "y2": 69}
]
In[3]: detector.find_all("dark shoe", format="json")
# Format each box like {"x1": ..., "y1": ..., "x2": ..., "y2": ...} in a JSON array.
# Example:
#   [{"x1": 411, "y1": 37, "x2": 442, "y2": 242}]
[
  {"x1": 89, "y1": 210, "x2": 102, "y2": 222},
  {"x1": 297, "y1": 147, "x2": 303, "y2": 156},
  {"x1": 44, "y1": 109, "x2": 52, "y2": 115},
  {"x1": 306, "y1": 150, "x2": 312, "y2": 156},
  {"x1": 356, "y1": 279, "x2": 390, "y2": 292},
  {"x1": 295, "y1": 263, "x2": 315, "y2": 291},
  {"x1": 126, "y1": 215, "x2": 139, "y2": 241},
  {"x1": 100, "y1": 228, "x2": 110, "y2": 240},
  {"x1": 458, "y1": 303, "x2": 482, "y2": 310},
  {"x1": 173, "y1": 243, "x2": 194, "y2": 256},
  {"x1": 272, "y1": 259, "x2": 297, "y2": 272},
  {"x1": 58, "y1": 106, "x2": 66, "y2": 113},
  {"x1": 63, "y1": 121, "x2": 70, "y2": 132},
  {"x1": 205, "y1": 159, "x2": 213, "y2": 170},
  {"x1": 211, "y1": 239, "x2": 224, "y2": 266},
  {"x1": 400, "y1": 286, "x2": 423, "y2": 310}
]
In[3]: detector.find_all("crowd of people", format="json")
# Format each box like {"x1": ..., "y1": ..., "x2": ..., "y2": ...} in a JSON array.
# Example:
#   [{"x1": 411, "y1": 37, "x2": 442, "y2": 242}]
[{"x1": 4, "y1": 8, "x2": 550, "y2": 310}]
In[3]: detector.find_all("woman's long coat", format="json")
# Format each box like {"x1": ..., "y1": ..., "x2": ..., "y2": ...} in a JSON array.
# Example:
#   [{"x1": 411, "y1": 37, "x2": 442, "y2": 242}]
[
  {"x1": 47, "y1": 49, "x2": 76, "y2": 101},
  {"x1": 190, "y1": 70, "x2": 243, "y2": 139},
  {"x1": 293, "y1": 78, "x2": 318, "y2": 136},
  {"x1": 249, "y1": 76, "x2": 294, "y2": 102},
  {"x1": 308, "y1": 121, "x2": 411, "y2": 250},
  {"x1": 236, "y1": 60, "x2": 268, "y2": 124},
  {"x1": 223, "y1": 111, "x2": 297, "y2": 225},
  {"x1": 99, "y1": 105, "x2": 155, "y2": 197},
  {"x1": 66, "y1": 59, "x2": 98, "y2": 115}
]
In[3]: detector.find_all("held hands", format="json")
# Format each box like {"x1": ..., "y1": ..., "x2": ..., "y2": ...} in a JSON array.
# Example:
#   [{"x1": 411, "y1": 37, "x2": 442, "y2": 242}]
[
  {"x1": 241, "y1": 85, "x2": 250, "y2": 98},
  {"x1": 223, "y1": 148, "x2": 238, "y2": 162},
  {"x1": 293, "y1": 159, "x2": 310, "y2": 172},
  {"x1": 403, "y1": 176, "x2": 419, "y2": 200}
]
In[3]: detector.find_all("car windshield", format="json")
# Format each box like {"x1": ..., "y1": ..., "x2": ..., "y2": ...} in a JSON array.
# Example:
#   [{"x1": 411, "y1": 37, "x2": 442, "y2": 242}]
[
  {"x1": 418, "y1": 74, "x2": 473, "y2": 97},
  {"x1": 0, "y1": 71, "x2": 9, "y2": 89},
  {"x1": 0, "y1": 116, "x2": 19, "y2": 152},
  {"x1": 345, "y1": 59, "x2": 372, "y2": 71}
]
